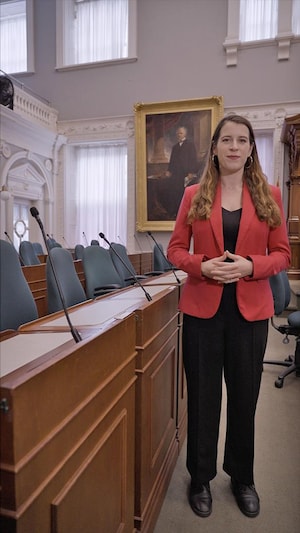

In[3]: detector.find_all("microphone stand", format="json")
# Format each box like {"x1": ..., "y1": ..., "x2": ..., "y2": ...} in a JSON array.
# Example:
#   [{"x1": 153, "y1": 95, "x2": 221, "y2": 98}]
[
  {"x1": 30, "y1": 207, "x2": 81, "y2": 343},
  {"x1": 5, "y1": 231, "x2": 25, "y2": 265},
  {"x1": 99, "y1": 232, "x2": 152, "y2": 302},
  {"x1": 82, "y1": 232, "x2": 89, "y2": 246},
  {"x1": 147, "y1": 232, "x2": 180, "y2": 284}
]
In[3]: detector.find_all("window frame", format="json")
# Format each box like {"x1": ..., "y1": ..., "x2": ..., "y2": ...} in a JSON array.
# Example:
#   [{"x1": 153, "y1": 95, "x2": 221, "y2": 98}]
[
  {"x1": 55, "y1": 0, "x2": 137, "y2": 71},
  {"x1": 0, "y1": 0, "x2": 34, "y2": 75},
  {"x1": 223, "y1": 0, "x2": 300, "y2": 66}
]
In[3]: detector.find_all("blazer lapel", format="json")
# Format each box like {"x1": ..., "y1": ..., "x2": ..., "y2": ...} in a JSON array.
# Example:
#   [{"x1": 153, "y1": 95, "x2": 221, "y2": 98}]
[
  {"x1": 236, "y1": 184, "x2": 256, "y2": 249},
  {"x1": 210, "y1": 183, "x2": 224, "y2": 254}
]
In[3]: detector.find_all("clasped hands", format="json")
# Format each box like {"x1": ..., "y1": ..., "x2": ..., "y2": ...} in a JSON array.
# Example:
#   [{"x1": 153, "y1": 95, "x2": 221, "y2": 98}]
[{"x1": 201, "y1": 250, "x2": 253, "y2": 284}]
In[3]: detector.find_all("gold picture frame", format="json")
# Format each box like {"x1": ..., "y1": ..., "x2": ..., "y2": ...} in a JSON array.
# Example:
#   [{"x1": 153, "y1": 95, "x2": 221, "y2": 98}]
[{"x1": 135, "y1": 96, "x2": 224, "y2": 231}]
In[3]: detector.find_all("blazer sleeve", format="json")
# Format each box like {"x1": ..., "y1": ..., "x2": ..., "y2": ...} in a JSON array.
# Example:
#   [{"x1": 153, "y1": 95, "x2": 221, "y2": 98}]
[
  {"x1": 246, "y1": 186, "x2": 291, "y2": 279},
  {"x1": 167, "y1": 185, "x2": 206, "y2": 279}
]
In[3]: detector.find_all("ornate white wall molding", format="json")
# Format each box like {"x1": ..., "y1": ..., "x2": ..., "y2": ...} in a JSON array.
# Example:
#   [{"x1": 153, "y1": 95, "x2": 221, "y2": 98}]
[
  {"x1": 58, "y1": 115, "x2": 134, "y2": 141},
  {"x1": 13, "y1": 85, "x2": 58, "y2": 131}
]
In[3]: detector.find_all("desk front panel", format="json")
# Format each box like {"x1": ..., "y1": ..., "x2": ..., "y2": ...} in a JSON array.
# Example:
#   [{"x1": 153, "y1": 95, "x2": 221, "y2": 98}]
[
  {"x1": 144, "y1": 272, "x2": 187, "y2": 450},
  {"x1": 0, "y1": 317, "x2": 137, "y2": 533},
  {"x1": 132, "y1": 287, "x2": 179, "y2": 532},
  {"x1": 22, "y1": 263, "x2": 47, "y2": 317}
]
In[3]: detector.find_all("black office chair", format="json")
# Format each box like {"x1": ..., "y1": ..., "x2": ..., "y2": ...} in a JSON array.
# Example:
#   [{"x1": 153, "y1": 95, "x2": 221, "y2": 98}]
[
  {"x1": 109, "y1": 242, "x2": 151, "y2": 287},
  {"x1": 46, "y1": 247, "x2": 87, "y2": 314},
  {"x1": 263, "y1": 270, "x2": 300, "y2": 388},
  {"x1": 19, "y1": 240, "x2": 41, "y2": 265},
  {"x1": 82, "y1": 245, "x2": 124, "y2": 299},
  {"x1": 0, "y1": 240, "x2": 38, "y2": 331}
]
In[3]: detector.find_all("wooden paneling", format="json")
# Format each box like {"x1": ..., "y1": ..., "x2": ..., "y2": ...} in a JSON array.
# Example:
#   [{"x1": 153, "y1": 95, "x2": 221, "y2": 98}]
[
  {"x1": 281, "y1": 113, "x2": 300, "y2": 279},
  {"x1": 22, "y1": 263, "x2": 47, "y2": 317},
  {"x1": 134, "y1": 287, "x2": 179, "y2": 532},
  {"x1": 0, "y1": 317, "x2": 137, "y2": 533}
]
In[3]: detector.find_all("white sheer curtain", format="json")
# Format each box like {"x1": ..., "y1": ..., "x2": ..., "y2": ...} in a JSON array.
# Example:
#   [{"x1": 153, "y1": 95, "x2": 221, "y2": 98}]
[
  {"x1": 239, "y1": 0, "x2": 278, "y2": 41},
  {"x1": 292, "y1": 0, "x2": 300, "y2": 34},
  {"x1": 0, "y1": 0, "x2": 26, "y2": 73},
  {"x1": 255, "y1": 133, "x2": 274, "y2": 184},
  {"x1": 73, "y1": 142, "x2": 127, "y2": 245},
  {"x1": 73, "y1": 0, "x2": 128, "y2": 64}
]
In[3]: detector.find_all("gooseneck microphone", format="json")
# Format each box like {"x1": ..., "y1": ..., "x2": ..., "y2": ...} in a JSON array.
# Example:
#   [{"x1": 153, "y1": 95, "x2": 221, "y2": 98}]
[
  {"x1": 99, "y1": 232, "x2": 152, "y2": 302},
  {"x1": 4, "y1": 230, "x2": 13, "y2": 245},
  {"x1": 30, "y1": 207, "x2": 82, "y2": 343},
  {"x1": 82, "y1": 232, "x2": 88, "y2": 246},
  {"x1": 147, "y1": 231, "x2": 180, "y2": 284}
]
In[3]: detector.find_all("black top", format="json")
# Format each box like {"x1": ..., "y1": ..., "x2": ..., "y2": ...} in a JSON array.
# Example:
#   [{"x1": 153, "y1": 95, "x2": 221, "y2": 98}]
[{"x1": 222, "y1": 208, "x2": 242, "y2": 255}]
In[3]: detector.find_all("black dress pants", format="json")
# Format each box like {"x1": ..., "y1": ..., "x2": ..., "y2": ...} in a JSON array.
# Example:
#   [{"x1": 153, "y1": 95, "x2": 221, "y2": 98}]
[{"x1": 182, "y1": 284, "x2": 268, "y2": 486}]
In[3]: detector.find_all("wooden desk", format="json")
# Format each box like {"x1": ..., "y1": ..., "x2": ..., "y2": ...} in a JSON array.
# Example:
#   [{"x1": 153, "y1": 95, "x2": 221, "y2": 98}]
[
  {"x1": 19, "y1": 284, "x2": 180, "y2": 532},
  {"x1": 22, "y1": 263, "x2": 47, "y2": 317},
  {"x1": 0, "y1": 318, "x2": 137, "y2": 533},
  {"x1": 144, "y1": 271, "x2": 188, "y2": 450}
]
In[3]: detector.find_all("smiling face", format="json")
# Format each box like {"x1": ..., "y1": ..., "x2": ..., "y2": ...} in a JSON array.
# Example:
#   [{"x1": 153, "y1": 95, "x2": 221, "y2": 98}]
[{"x1": 213, "y1": 121, "x2": 253, "y2": 175}]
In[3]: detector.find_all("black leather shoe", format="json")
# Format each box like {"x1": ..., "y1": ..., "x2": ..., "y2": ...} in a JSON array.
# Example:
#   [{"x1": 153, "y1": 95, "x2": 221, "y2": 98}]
[
  {"x1": 231, "y1": 478, "x2": 260, "y2": 517},
  {"x1": 189, "y1": 483, "x2": 212, "y2": 517}
]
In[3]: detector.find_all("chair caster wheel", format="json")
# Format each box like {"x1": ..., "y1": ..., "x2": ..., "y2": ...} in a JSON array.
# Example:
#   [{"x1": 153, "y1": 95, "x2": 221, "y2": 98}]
[{"x1": 275, "y1": 378, "x2": 284, "y2": 388}]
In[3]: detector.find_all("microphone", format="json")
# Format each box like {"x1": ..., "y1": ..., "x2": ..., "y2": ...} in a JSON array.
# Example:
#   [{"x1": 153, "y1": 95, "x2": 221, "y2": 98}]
[
  {"x1": 147, "y1": 231, "x2": 180, "y2": 284},
  {"x1": 4, "y1": 230, "x2": 14, "y2": 246},
  {"x1": 5, "y1": 231, "x2": 24, "y2": 265},
  {"x1": 82, "y1": 231, "x2": 88, "y2": 246},
  {"x1": 99, "y1": 232, "x2": 152, "y2": 302},
  {"x1": 117, "y1": 235, "x2": 125, "y2": 245},
  {"x1": 30, "y1": 207, "x2": 82, "y2": 343},
  {"x1": 62, "y1": 236, "x2": 71, "y2": 248}
]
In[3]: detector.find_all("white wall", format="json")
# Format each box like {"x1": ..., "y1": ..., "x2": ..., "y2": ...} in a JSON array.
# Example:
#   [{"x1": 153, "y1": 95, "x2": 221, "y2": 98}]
[
  {"x1": 18, "y1": 0, "x2": 300, "y2": 120},
  {"x1": 9, "y1": 0, "x2": 300, "y2": 252}
]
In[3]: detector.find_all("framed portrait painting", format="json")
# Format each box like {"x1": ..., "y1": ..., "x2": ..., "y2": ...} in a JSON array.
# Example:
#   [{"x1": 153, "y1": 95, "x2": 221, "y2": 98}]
[{"x1": 135, "y1": 96, "x2": 224, "y2": 231}]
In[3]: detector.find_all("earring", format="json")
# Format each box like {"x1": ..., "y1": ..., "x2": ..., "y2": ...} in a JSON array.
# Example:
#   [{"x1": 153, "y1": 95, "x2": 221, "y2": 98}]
[
  {"x1": 212, "y1": 155, "x2": 218, "y2": 167},
  {"x1": 245, "y1": 155, "x2": 253, "y2": 169}
]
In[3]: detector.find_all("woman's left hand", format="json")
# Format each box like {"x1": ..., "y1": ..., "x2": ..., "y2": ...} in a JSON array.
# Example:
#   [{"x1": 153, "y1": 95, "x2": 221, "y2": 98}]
[{"x1": 212, "y1": 250, "x2": 253, "y2": 284}]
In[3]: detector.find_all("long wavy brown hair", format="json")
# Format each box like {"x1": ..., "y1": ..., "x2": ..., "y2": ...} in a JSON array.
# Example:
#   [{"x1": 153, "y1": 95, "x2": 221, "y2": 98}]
[{"x1": 188, "y1": 114, "x2": 281, "y2": 227}]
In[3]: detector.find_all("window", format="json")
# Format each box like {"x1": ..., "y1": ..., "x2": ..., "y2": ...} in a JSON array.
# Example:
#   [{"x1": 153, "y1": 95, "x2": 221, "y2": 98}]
[
  {"x1": 293, "y1": 0, "x2": 300, "y2": 34},
  {"x1": 65, "y1": 141, "x2": 128, "y2": 246},
  {"x1": 13, "y1": 201, "x2": 29, "y2": 249},
  {"x1": 224, "y1": 0, "x2": 300, "y2": 65},
  {"x1": 255, "y1": 132, "x2": 274, "y2": 184},
  {"x1": 0, "y1": 0, "x2": 34, "y2": 74},
  {"x1": 56, "y1": 0, "x2": 137, "y2": 69},
  {"x1": 239, "y1": 0, "x2": 278, "y2": 42}
]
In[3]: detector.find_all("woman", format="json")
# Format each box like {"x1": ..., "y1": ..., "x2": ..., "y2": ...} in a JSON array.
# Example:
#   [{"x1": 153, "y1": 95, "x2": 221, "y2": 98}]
[{"x1": 167, "y1": 114, "x2": 290, "y2": 518}]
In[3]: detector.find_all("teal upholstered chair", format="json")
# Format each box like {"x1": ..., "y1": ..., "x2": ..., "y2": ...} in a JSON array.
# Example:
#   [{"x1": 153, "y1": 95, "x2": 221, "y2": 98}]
[
  {"x1": 46, "y1": 247, "x2": 87, "y2": 314},
  {"x1": 82, "y1": 245, "x2": 124, "y2": 299},
  {"x1": 0, "y1": 239, "x2": 38, "y2": 331}
]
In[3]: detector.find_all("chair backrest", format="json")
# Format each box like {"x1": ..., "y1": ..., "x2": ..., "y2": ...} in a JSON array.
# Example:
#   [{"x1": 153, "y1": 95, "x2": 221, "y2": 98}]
[
  {"x1": 109, "y1": 242, "x2": 137, "y2": 287},
  {"x1": 91, "y1": 239, "x2": 100, "y2": 246},
  {"x1": 46, "y1": 247, "x2": 87, "y2": 314},
  {"x1": 74, "y1": 244, "x2": 85, "y2": 260},
  {"x1": 47, "y1": 238, "x2": 62, "y2": 250},
  {"x1": 19, "y1": 240, "x2": 41, "y2": 265},
  {"x1": 153, "y1": 242, "x2": 172, "y2": 272},
  {"x1": 32, "y1": 242, "x2": 44, "y2": 255},
  {"x1": 82, "y1": 245, "x2": 124, "y2": 299},
  {"x1": 0, "y1": 240, "x2": 38, "y2": 331},
  {"x1": 269, "y1": 271, "x2": 291, "y2": 316}
]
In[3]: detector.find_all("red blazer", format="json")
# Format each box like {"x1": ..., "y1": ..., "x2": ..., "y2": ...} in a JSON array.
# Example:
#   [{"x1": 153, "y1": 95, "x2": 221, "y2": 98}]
[{"x1": 167, "y1": 182, "x2": 291, "y2": 321}]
